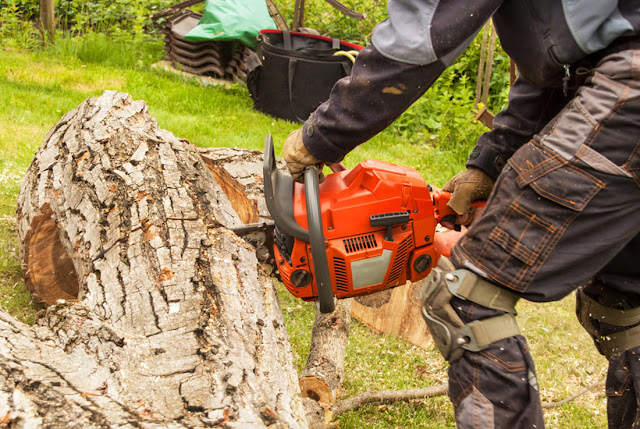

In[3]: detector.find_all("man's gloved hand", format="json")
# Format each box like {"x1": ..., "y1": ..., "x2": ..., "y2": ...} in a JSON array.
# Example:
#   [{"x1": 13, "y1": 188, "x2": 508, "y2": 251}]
[
  {"x1": 283, "y1": 128, "x2": 325, "y2": 183},
  {"x1": 441, "y1": 167, "x2": 495, "y2": 221}
]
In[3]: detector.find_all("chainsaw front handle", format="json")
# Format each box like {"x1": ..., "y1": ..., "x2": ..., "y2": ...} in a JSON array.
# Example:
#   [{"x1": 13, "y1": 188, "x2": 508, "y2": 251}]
[{"x1": 304, "y1": 167, "x2": 335, "y2": 313}]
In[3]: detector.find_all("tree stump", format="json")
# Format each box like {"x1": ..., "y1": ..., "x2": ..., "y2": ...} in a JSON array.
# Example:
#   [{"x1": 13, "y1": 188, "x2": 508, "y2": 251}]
[
  {"x1": 11, "y1": 91, "x2": 306, "y2": 428},
  {"x1": 351, "y1": 235, "x2": 456, "y2": 349}
]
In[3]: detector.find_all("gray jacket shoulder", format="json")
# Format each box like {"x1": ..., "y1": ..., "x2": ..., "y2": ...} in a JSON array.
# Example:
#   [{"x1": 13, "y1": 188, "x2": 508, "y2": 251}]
[
  {"x1": 565, "y1": 0, "x2": 638, "y2": 54},
  {"x1": 371, "y1": 0, "x2": 640, "y2": 87}
]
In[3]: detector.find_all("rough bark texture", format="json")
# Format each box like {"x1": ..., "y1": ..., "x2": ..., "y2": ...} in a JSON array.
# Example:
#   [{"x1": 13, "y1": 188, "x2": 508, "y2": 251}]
[
  {"x1": 299, "y1": 298, "x2": 352, "y2": 427},
  {"x1": 11, "y1": 91, "x2": 306, "y2": 428}
]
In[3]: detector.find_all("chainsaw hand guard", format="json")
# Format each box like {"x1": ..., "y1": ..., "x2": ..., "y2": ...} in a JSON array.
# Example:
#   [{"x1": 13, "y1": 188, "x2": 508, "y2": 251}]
[{"x1": 263, "y1": 135, "x2": 310, "y2": 241}]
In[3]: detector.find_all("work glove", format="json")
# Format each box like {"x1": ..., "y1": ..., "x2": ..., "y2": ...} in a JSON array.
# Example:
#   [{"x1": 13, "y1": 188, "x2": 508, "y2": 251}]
[
  {"x1": 283, "y1": 128, "x2": 325, "y2": 183},
  {"x1": 441, "y1": 167, "x2": 495, "y2": 219}
]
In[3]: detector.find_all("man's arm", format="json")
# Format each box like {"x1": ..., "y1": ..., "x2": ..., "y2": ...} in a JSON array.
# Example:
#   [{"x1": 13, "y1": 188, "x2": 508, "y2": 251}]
[
  {"x1": 440, "y1": 76, "x2": 567, "y2": 217},
  {"x1": 301, "y1": 44, "x2": 446, "y2": 163},
  {"x1": 300, "y1": 0, "x2": 505, "y2": 163}
]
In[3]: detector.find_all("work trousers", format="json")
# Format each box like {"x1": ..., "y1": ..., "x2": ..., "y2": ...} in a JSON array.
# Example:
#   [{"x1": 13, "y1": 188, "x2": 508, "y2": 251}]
[{"x1": 450, "y1": 48, "x2": 640, "y2": 428}]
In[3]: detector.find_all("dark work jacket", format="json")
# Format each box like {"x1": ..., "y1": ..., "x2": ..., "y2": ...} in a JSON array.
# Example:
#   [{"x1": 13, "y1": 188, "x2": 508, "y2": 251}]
[{"x1": 302, "y1": 0, "x2": 640, "y2": 179}]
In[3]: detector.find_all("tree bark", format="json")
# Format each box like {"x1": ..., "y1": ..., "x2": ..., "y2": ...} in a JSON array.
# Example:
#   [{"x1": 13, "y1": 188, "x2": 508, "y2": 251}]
[{"x1": 12, "y1": 91, "x2": 306, "y2": 428}]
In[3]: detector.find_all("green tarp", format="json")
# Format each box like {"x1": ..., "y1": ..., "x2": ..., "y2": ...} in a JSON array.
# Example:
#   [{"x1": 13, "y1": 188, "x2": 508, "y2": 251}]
[{"x1": 184, "y1": 0, "x2": 277, "y2": 49}]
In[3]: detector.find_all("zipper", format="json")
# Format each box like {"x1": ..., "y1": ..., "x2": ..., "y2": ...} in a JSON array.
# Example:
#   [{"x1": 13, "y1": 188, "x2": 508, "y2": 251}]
[{"x1": 562, "y1": 64, "x2": 571, "y2": 97}]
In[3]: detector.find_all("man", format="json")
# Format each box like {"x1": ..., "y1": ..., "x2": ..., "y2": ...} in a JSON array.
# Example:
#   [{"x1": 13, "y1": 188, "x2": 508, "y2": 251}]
[{"x1": 282, "y1": 1, "x2": 640, "y2": 427}]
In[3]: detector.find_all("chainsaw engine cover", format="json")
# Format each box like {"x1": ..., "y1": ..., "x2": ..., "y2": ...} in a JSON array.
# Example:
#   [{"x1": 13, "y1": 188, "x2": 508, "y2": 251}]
[{"x1": 266, "y1": 137, "x2": 440, "y2": 302}]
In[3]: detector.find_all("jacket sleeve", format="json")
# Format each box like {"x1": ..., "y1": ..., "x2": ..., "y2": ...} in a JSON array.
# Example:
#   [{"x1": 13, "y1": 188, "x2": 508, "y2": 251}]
[
  {"x1": 302, "y1": 0, "x2": 504, "y2": 163},
  {"x1": 465, "y1": 76, "x2": 567, "y2": 179},
  {"x1": 302, "y1": 44, "x2": 446, "y2": 163}
]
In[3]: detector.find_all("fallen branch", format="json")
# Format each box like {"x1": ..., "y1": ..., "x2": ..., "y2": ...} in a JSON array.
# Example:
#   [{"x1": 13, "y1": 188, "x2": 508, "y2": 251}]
[
  {"x1": 541, "y1": 380, "x2": 606, "y2": 409},
  {"x1": 331, "y1": 384, "x2": 448, "y2": 415},
  {"x1": 331, "y1": 377, "x2": 606, "y2": 416},
  {"x1": 322, "y1": 0, "x2": 366, "y2": 20},
  {"x1": 300, "y1": 299, "x2": 353, "y2": 427}
]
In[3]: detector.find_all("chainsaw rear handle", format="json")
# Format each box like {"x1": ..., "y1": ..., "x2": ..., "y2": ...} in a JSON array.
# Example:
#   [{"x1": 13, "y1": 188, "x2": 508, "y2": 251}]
[
  {"x1": 432, "y1": 190, "x2": 486, "y2": 230},
  {"x1": 328, "y1": 163, "x2": 347, "y2": 173},
  {"x1": 304, "y1": 167, "x2": 335, "y2": 313}
]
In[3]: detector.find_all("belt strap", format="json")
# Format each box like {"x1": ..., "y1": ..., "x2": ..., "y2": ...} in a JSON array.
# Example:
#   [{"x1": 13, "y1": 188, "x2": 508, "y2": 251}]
[
  {"x1": 598, "y1": 325, "x2": 640, "y2": 358},
  {"x1": 460, "y1": 313, "x2": 521, "y2": 352},
  {"x1": 576, "y1": 289, "x2": 640, "y2": 358},
  {"x1": 581, "y1": 292, "x2": 640, "y2": 327},
  {"x1": 446, "y1": 270, "x2": 520, "y2": 314}
]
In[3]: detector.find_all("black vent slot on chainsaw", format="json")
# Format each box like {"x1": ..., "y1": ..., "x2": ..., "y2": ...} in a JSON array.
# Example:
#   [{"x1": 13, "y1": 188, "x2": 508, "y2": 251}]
[{"x1": 344, "y1": 234, "x2": 378, "y2": 253}]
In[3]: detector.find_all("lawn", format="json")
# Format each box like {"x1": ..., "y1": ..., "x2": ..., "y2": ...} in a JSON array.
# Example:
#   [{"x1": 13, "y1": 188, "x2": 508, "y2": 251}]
[{"x1": 0, "y1": 38, "x2": 608, "y2": 428}]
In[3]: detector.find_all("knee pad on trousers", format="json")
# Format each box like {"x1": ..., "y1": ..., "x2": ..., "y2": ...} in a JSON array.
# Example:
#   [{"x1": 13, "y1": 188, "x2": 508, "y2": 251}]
[{"x1": 421, "y1": 268, "x2": 521, "y2": 362}]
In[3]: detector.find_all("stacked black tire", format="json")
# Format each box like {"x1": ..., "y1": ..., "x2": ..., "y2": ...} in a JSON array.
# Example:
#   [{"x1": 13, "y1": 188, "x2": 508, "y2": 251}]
[{"x1": 162, "y1": 10, "x2": 254, "y2": 82}]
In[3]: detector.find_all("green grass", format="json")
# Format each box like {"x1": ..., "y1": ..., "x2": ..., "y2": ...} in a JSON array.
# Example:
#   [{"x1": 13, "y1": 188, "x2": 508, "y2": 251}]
[
  {"x1": 278, "y1": 281, "x2": 608, "y2": 428},
  {"x1": 0, "y1": 34, "x2": 607, "y2": 428}
]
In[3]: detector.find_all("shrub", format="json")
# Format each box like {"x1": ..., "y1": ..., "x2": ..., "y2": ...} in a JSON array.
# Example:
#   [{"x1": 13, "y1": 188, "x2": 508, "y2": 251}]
[
  {"x1": 0, "y1": 0, "x2": 510, "y2": 167},
  {"x1": 391, "y1": 26, "x2": 510, "y2": 158}
]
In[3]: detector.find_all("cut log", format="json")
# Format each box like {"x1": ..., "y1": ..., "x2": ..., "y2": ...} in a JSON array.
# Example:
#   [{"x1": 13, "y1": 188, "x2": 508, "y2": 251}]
[
  {"x1": 351, "y1": 282, "x2": 432, "y2": 349},
  {"x1": 299, "y1": 299, "x2": 352, "y2": 426},
  {"x1": 12, "y1": 91, "x2": 307, "y2": 428},
  {"x1": 20, "y1": 202, "x2": 79, "y2": 304},
  {"x1": 351, "y1": 249, "x2": 455, "y2": 349}
]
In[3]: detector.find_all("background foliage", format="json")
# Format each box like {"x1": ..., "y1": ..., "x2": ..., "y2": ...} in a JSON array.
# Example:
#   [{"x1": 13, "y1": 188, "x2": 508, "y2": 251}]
[{"x1": 0, "y1": 0, "x2": 510, "y2": 164}]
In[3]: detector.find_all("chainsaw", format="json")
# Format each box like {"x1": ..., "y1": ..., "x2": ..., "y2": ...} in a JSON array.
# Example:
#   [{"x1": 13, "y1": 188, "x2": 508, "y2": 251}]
[{"x1": 262, "y1": 135, "x2": 483, "y2": 313}]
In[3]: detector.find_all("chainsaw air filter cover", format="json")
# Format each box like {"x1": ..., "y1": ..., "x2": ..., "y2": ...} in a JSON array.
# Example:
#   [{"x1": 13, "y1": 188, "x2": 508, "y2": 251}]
[{"x1": 264, "y1": 135, "x2": 439, "y2": 312}]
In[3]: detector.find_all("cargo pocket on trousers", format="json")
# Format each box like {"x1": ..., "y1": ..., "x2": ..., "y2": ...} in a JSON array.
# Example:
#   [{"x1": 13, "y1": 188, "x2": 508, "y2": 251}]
[
  {"x1": 623, "y1": 139, "x2": 640, "y2": 189},
  {"x1": 479, "y1": 142, "x2": 604, "y2": 290}
]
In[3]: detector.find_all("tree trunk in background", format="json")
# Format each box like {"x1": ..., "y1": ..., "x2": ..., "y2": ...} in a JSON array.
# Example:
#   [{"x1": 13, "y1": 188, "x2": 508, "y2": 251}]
[
  {"x1": 11, "y1": 91, "x2": 306, "y2": 428},
  {"x1": 39, "y1": 0, "x2": 54, "y2": 41}
]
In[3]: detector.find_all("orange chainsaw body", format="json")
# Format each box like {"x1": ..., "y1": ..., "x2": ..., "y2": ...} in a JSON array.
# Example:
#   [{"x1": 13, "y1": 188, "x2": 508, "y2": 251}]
[{"x1": 273, "y1": 159, "x2": 441, "y2": 302}]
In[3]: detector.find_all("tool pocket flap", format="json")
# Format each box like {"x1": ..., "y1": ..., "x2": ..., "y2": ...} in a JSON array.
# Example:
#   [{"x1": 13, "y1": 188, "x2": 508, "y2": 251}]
[{"x1": 509, "y1": 143, "x2": 604, "y2": 212}]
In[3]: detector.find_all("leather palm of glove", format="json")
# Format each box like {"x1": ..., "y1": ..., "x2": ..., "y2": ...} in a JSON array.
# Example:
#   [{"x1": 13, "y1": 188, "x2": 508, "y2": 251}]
[
  {"x1": 441, "y1": 167, "x2": 495, "y2": 216},
  {"x1": 283, "y1": 128, "x2": 326, "y2": 183}
]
